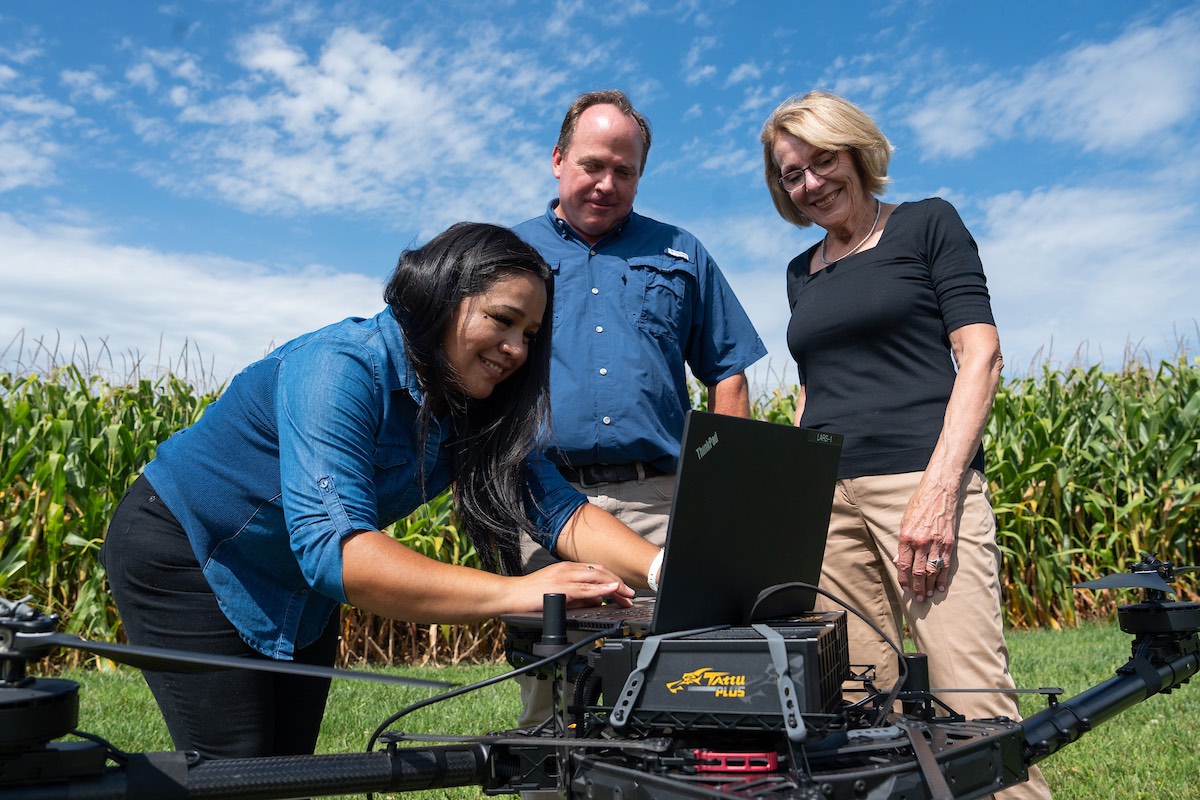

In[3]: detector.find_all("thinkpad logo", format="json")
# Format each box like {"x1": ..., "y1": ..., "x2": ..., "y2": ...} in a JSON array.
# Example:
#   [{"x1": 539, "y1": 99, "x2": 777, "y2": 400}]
[{"x1": 694, "y1": 432, "x2": 719, "y2": 460}]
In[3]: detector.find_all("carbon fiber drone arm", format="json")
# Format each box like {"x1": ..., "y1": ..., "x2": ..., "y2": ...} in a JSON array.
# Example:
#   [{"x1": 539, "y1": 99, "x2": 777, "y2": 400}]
[
  {"x1": 0, "y1": 744, "x2": 491, "y2": 800},
  {"x1": 1021, "y1": 600, "x2": 1200, "y2": 765}
]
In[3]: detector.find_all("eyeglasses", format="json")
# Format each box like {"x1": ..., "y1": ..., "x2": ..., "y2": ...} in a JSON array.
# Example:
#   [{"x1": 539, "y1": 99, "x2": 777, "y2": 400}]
[{"x1": 776, "y1": 150, "x2": 840, "y2": 193}]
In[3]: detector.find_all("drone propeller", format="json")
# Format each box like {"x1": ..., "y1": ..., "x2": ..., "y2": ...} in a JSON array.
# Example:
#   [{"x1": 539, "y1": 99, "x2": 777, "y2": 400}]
[
  {"x1": 1073, "y1": 552, "x2": 1199, "y2": 596},
  {"x1": 1072, "y1": 572, "x2": 1175, "y2": 594}
]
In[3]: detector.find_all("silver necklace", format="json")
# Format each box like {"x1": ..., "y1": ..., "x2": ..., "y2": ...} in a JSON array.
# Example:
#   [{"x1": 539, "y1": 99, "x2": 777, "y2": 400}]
[{"x1": 820, "y1": 199, "x2": 881, "y2": 266}]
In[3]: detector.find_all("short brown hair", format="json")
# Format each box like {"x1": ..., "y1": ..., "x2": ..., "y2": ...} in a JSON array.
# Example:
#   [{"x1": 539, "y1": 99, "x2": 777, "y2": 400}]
[
  {"x1": 556, "y1": 90, "x2": 652, "y2": 175},
  {"x1": 760, "y1": 90, "x2": 893, "y2": 227}
]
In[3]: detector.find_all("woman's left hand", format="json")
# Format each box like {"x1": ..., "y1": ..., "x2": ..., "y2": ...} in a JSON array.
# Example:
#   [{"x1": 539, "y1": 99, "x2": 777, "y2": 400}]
[
  {"x1": 894, "y1": 479, "x2": 959, "y2": 601},
  {"x1": 511, "y1": 561, "x2": 636, "y2": 613}
]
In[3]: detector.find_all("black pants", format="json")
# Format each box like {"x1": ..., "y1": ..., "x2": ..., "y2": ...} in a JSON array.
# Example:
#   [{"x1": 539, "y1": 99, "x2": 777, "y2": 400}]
[{"x1": 101, "y1": 475, "x2": 338, "y2": 759}]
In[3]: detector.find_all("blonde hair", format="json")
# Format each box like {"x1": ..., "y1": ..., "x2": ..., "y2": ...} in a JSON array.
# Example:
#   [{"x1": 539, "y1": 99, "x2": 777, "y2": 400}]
[{"x1": 760, "y1": 90, "x2": 894, "y2": 227}]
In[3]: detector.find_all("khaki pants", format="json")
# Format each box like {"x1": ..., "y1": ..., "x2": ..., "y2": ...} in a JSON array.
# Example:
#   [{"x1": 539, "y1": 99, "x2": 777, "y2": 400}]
[{"x1": 816, "y1": 470, "x2": 1051, "y2": 800}]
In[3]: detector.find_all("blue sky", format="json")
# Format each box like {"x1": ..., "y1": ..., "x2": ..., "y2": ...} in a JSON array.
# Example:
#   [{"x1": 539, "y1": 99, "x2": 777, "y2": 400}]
[{"x1": 2, "y1": 1, "x2": 1198, "y2": 389}]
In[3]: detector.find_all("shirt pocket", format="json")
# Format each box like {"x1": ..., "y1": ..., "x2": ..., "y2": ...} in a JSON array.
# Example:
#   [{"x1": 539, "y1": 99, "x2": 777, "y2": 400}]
[
  {"x1": 629, "y1": 255, "x2": 695, "y2": 341},
  {"x1": 372, "y1": 441, "x2": 423, "y2": 524},
  {"x1": 373, "y1": 442, "x2": 412, "y2": 470}
]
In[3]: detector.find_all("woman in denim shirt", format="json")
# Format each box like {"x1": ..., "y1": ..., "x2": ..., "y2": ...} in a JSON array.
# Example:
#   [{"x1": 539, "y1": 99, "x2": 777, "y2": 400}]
[{"x1": 102, "y1": 222, "x2": 661, "y2": 760}]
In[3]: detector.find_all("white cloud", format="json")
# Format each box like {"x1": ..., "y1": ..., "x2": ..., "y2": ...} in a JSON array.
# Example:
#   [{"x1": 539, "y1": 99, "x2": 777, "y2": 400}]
[
  {"x1": 60, "y1": 69, "x2": 117, "y2": 103},
  {"x1": 908, "y1": 9, "x2": 1200, "y2": 158},
  {"x1": 0, "y1": 43, "x2": 42, "y2": 65},
  {"x1": 725, "y1": 62, "x2": 761, "y2": 87},
  {"x1": 125, "y1": 62, "x2": 158, "y2": 92},
  {"x1": 0, "y1": 120, "x2": 60, "y2": 192},
  {"x1": 907, "y1": 80, "x2": 1008, "y2": 159},
  {"x1": 121, "y1": 46, "x2": 209, "y2": 105},
  {"x1": 1025, "y1": 14, "x2": 1200, "y2": 152},
  {"x1": 0, "y1": 71, "x2": 75, "y2": 191},
  {"x1": 167, "y1": 85, "x2": 191, "y2": 106},
  {"x1": 672, "y1": 132, "x2": 760, "y2": 179},
  {"x1": 123, "y1": 24, "x2": 561, "y2": 235},
  {"x1": 0, "y1": 214, "x2": 383, "y2": 383},
  {"x1": 683, "y1": 36, "x2": 718, "y2": 86},
  {"x1": 977, "y1": 182, "x2": 1200, "y2": 371},
  {"x1": 544, "y1": 0, "x2": 585, "y2": 37},
  {"x1": 3, "y1": 90, "x2": 73, "y2": 117},
  {"x1": 543, "y1": 0, "x2": 650, "y2": 35}
]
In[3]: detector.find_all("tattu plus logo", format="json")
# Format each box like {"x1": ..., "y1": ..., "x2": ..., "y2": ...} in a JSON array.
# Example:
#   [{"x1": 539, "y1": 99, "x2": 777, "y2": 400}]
[{"x1": 665, "y1": 667, "x2": 746, "y2": 698}]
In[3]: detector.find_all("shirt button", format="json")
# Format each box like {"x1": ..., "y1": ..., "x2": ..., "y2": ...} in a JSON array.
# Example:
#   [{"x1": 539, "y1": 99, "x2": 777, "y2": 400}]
[
  {"x1": 602, "y1": 416, "x2": 612, "y2": 425},
  {"x1": 318, "y1": 478, "x2": 329, "y2": 489},
  {"x1": 595, "y1": 326, "x2": 603, "y2": 333},
  {"x1": 599, "y1": 368, "x2": 608, "y2": 375},
  {"x1": 591, "y1": 287, "x2": 599, "y2": 294},
  {"x1": 589, "y1": 250, "x2": 597, "y2": 256}
]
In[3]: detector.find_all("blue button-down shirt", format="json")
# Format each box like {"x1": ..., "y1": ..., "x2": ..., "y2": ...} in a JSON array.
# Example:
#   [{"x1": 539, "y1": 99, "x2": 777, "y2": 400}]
[
  {"x1": 514, "y1": 203, "x2": 767, "y2": 473},
  {"x1": 144, "y1": 309, "x2": 586, "y2": 659}
]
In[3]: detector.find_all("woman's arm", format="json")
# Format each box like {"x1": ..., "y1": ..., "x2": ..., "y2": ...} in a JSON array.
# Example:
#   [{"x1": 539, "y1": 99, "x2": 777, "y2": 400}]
[
  {"x1": 340, "y1": 524, "x2": 637, "y2": 624},
  {"x1": 552, "y1": 502, "x2": 664, "y2": 588},
  {"x1": 894, "y1": 322, "x2": 1002, "y2": 601}
]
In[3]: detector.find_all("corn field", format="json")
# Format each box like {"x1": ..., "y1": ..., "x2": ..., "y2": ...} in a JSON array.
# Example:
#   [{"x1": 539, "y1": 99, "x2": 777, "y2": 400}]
[
  {"x1": 988, "y1": 360, "x2": 1200, "y2": 626},
  {"x1": 2, "y1": 354, "x2": 1197, "y2": 666}
]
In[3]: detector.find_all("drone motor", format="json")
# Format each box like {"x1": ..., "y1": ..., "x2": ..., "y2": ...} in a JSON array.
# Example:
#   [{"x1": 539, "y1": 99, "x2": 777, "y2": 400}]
[{"x1": 0, "y1": 598, "x2": 80, "y2": 751}]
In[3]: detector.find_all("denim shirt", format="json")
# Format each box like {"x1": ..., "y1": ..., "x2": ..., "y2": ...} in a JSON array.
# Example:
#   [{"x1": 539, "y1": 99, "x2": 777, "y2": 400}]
[
  {"x1": 143, "y1": 309, "x2": 586, "y2": 659},
  {"x1": 514, "y1": 203, "x2": 767, "y2": 473}
]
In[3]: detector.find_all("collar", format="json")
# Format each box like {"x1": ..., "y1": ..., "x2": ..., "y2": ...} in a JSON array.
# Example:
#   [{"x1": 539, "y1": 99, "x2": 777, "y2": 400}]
[
  {"x1": 543, "y1": 199, "x2": 633, "y2": 247},
  {"x1": 376, "y1": 308, "x2": 426, "y2": 405}
]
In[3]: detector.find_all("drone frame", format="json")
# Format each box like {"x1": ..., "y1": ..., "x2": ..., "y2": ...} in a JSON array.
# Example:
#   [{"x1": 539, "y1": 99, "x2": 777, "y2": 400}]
[{"x1": 0, "y1": 554, "x2": 1196, "y2": 800}]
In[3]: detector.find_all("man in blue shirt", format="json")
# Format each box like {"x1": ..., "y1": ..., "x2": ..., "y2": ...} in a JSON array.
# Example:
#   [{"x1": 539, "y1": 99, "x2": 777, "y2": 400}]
[{"x1": 513, "y1": 90, "x2": 766, "y2": 729}]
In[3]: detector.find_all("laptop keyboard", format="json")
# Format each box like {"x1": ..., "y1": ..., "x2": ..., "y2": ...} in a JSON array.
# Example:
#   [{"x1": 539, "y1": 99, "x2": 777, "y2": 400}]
[{"x1": 570, "y1": 603, "x2": 655, "y2": 622}]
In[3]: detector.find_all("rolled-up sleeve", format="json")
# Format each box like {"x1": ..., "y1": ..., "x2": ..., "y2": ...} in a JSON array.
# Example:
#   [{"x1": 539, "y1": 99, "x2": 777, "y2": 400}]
[
  {"x1": 521, "y1": 451, "x2": 588, "y2": 555},
  {"x1": 276, "y1": 339, "x2": 385, "y2": 603}
]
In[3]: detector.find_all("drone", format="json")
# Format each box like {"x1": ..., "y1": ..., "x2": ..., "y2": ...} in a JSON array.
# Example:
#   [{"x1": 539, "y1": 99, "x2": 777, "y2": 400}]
[{"x1": 1, "y1": 552, "x2": 1196, "y2": 800}]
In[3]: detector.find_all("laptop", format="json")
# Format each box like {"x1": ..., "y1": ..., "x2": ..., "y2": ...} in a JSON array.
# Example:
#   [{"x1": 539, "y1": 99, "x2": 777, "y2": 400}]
[{"x1": 505, "y1": 410, "x2": 842, "y2": 635}]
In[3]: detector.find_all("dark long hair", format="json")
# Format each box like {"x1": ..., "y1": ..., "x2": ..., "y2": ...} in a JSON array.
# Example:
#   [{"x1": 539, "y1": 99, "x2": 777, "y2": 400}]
[{"x1": 384, "y1": 222, "x2": 553, "y2": 575}]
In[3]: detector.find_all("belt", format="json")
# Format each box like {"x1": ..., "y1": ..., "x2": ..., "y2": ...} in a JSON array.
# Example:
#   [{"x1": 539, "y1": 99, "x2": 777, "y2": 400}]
[{"x1": 558, "y1": 462, "x2": 668, "y2": 486}]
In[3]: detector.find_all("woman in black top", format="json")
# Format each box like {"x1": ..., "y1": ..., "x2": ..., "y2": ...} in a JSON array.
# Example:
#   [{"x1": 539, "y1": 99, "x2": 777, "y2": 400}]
[{"x1": 760, "y1": 91, "x2": 1050, "y2": 800}]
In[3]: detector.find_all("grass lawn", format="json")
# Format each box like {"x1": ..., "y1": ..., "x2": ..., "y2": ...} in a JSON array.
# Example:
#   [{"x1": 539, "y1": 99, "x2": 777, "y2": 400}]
[{"x1": 47, "y1": 621, "x2": 1199, "y2": 799}]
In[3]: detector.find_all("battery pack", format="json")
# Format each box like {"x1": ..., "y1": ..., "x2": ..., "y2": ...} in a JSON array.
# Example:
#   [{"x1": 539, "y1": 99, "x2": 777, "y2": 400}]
[{"x1": 594, "y1": 612, "x2": 848, "y2": 733}]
